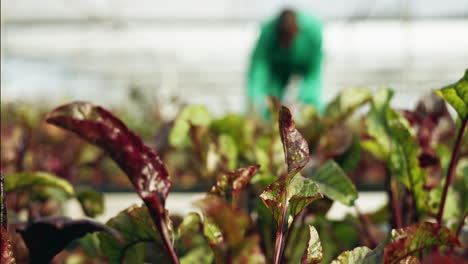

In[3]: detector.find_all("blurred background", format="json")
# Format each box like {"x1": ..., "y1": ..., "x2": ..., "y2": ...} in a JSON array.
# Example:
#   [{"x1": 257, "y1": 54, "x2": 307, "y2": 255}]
[
  {"x1": 1, "y1": 1, "x2": 468, "y2": 221},
  {"x1": 2, "y1": 0, "x2": 468, "y2": 116}
]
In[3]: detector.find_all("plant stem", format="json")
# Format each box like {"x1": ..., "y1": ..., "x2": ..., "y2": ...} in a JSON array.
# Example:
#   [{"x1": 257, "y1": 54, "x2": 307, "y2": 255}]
[
  {"x1": 273, "y1": 199, "x2": 289, "y2": 264},
  {"x1": 449, "y1": 211, "x2": 468, "y2": 254},
  {"x1": 355, "y1": 205, "x2": 378, "y2": 248},
  {"x1": 437, "y1": 117, "x2": 467, "y2": 224},
  {"x1": 273, "y1": 225, "x2": 285, "y2": 264},
  {"x1": 144, "y1": 197, "x2": 180, "y2": 264},
  {"x1": 455, "y1": 211, "x2": 468, "y2": 238},
  {"x1": 386, "y1": 167, "x2": 403, "y2": 229}
]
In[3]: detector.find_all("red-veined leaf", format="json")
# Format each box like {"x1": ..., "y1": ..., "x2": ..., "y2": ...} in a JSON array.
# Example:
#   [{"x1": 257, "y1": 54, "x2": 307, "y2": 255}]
[
  {"x1": 279, "y1": 106, "x2": 309, "y2": 178},
  {"x1": 209, "y1": 165, "x2": 260, "y2": 206},
  {"x1": 383, "y1": 222, "x2": 461, "y2": 264}
]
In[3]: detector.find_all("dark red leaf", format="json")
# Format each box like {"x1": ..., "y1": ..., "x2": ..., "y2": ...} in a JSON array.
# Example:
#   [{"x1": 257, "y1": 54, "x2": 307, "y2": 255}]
[
  {"x1": 278, "y1": 106, "x2": 309, "y2": 177},
  {"x1": 46, "y1": 102, "x2": 171, "y2": 214},
  {"x1": 17, "y1": 216, "x2": 122, "y2": 264},
  {"x1": 46, "y1": 102, "x2": 178, "y2": 263},
  {"x1": 1, "y1": 173, "x2": 16, "y2": 264}
]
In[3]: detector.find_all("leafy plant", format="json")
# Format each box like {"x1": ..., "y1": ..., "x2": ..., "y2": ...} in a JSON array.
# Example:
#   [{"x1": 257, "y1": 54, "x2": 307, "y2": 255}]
[{"x1": 1, "y1": 70, "x2": 467, "y2": 263}]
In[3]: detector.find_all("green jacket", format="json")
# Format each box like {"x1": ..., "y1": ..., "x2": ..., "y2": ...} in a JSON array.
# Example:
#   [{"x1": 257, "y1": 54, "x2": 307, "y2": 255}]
[{"x1": 247, "y1": 12, "x2": 323, "y2": 113}]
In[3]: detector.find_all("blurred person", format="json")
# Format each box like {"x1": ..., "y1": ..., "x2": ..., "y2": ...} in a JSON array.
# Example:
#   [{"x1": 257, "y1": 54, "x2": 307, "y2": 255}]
[{"x1": 247, "y1": 9, "x2": 323, "y2": 116}]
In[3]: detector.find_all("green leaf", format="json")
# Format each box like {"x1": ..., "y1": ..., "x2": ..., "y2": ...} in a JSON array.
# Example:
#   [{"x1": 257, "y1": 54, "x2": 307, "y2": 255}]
[
  {"x1": 461, "y1": 165, "x2": 468, "y2": 213},
  {"x1": 311, "y1": 160, "x2": 358, "y2": 206},
  {"x1": 366, "y1": 87, "x2": 394, "y2": 154},
  {"x1": 260, "y1": 175, "x2": 322, "y2": 227},
  {"x1": 78, "y1": 233, "x2": 101, "y2": 259},
  {"x1": 218, "y1": 134, "x2": 239, "y2": 170},
  {"x1": 428, "y1": 186, "x2": 459, "y2": 221},
  {"x1": 436, "y1": 69, "x2": 468, "y2": 120},
  {"x1": 386, "y1": 109, "x2": 428, "y2": 211},
  {"x1": 361, "y1": 139, "x2": 387, "y2": 160},
  {"x1": 196, "y1": 197, "x2": 266, "y2": 264},
  {"x1": 169, "y1": 105, "x2": 212, "y2": 148},
  {"x1": 325, "y1": 88, "x2": 372, "y2": 124},
  {"x1": 196, "y1": 197, "x2": 249, "y2": 248},
  {"x1": 209, "y1": 165, "x2": 260, "y2": 206},
  {"x1": 301, "y1": 225, "x2": 322, "y2": 264},
  {"x1": 99, "y1": 205, "x2": 168, "y2": 264},
  {"x1": 210, "y1": 113, "x2": 250, "y2": 152},
  {"x1": 362, "y1": 242, "x2": 386, "y2": 264},
  {"x1": 178, "y1": 212, "x2": 202, "y2": 238},
  {"x1": 279, "y1": 106, "x2": 310, "y2": 178},
  {"x1": 331, "y1": 246, "x2": 371, "y2": 264},
  {"x1": 368, "y1": 89, "x2": 429, "y2": 212},
  {"x1": 383, "y1": 222, "x2": 461, "y2": 264},
  {"x1": 180, "y1": 246, "x2": 214, "y2": 264},
  {"x1": 76, "y1": 188, "x2": 104, "y2": 218},
  {"x1": 5, "y1": 171, "x2": 74, "y2": 195}
]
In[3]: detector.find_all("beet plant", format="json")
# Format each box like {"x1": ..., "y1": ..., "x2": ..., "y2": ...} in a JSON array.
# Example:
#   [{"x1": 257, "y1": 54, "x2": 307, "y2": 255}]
[{"x1": 1, "y1": 70, "x2": 467, "y2": 263}]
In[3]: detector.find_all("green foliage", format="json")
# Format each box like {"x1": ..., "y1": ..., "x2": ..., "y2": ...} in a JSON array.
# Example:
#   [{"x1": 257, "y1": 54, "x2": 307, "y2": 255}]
[
  {"x1": 301, "y1": 225, "x2": 322, "y2": 264},
  {"x1": 99, "y1": 205, "x2": 167, "y2": 264},
  {"x1": 76, "y1": 188, "x2": 104, "y2": 218},
  {"x1": 180, "y1": 246, "x2": 213, "y2": 264},
  {"x1": 4, "y1": 73, "x2": 468, "y2": 263},
  {"x1": 261, "y1": 175, "x2": 322, "y2": 226},
  {"x1": 436, "y1": 69, "x2": 468, "y2": 120},
  {"x1": 383, "y1": 222, "x2": 461, "y2": 264},
  {"x1": 386, "y1": 110, "x2": 428, "y2": 211},
  {"x1": 196, "y1": 197, "x2": 266, "y2": 264},
  {"x1": 218, "y1": 134, "x2": 239, "y2": 170},
  {"x1": 177, "y1": 212, "x2": 202, "y2": 238},
  {"x1": 169, "y1": 105, "x2": 213, "y2": 148},
  {"x1": 330, "y1": 246, "x2": 371, "y2": 264},
  {"x1": 325, "y1": 88, "x2": 372, "y2": 124},
  {"x1": 310, "y1": 160, "x2": 358, "y2": 206},
  {"x1": 366, "y1": 87, "x2": 394, "y2": 154},
  {"x1": 5, "y1": 171, "x2": 74, "y2": 196}
]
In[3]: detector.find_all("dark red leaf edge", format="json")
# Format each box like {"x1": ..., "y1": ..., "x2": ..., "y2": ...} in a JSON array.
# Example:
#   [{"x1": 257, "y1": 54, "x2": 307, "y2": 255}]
[
  {"x1": 279, "y1": 106, "x2": 310, "y2": 178},
  {"x1": 17, "y1": 216, "x2": 122, "y2": 264},
  {"x1": 1, "y1": 173, "x2": 16, "y2": 264},
  {"x1": 46, "y1": 102, "x2": 171, "y2": 208},
  {"x1": 383, "y1": 222, "x2": 461, "y2": 264},
  {"x1": 267, "y1": 106, "x2": 313, "y2": 264},
  {"x1": 46, "y1": 102, "x2": 178, "y2": 263}
]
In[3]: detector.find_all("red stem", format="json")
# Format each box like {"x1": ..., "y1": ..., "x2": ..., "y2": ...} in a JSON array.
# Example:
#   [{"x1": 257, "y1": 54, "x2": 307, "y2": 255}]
[
  {"x1": 273, "y1": 224, "x2": 285, "y2": 264},
  {"x1": 144, "y1": 197, "x2": 180, "y2": 264},
  {"x1": 455, "y1": 211, "x2": 468, "y2": 238},
  {"x1": 437, "y1": 117, "x2": 467, "y2": 224},
  {"x1": 449, "y1": 211, "x2": 468, "y2": 254},
  {"x1": 355, "y1": 205, "x2": 378, "y2": 248},
  {"x1": 386, "y1": 171, "x2": 403, "y2": 229},
  {"x1": 273, "y1": 198, "x2": 289, "y2": 264}
]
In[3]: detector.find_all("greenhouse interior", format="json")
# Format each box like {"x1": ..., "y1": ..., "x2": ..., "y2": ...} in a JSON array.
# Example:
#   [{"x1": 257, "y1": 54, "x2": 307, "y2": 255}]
[{"x1": 1, "y1": 0, "x2": 468, "y2": 263}]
